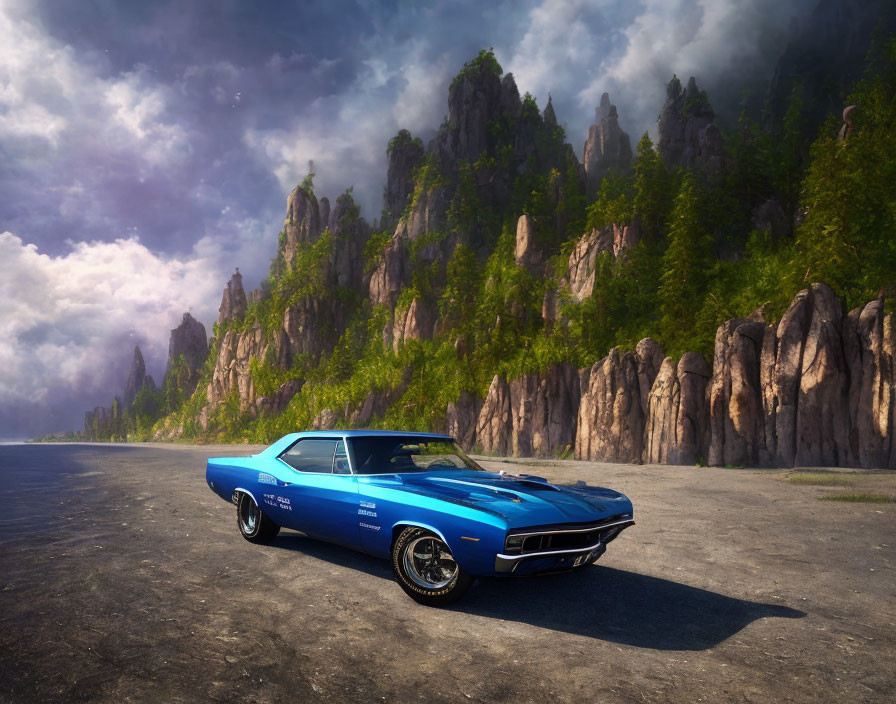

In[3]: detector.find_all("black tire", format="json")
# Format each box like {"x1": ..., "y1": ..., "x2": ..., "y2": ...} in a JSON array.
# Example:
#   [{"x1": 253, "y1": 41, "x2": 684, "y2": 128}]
[
  {"x1": 392, "y1": 527, "x2": 473, "y2": 606},
  {"x1": 236, "y1": 492, "x2": 280, "y2": 544}
]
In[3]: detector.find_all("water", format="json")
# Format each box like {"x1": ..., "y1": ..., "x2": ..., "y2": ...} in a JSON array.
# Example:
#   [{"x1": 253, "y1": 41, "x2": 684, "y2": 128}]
[{"x1": 0, "y1": 444, "x2": 105, "y2": 541}]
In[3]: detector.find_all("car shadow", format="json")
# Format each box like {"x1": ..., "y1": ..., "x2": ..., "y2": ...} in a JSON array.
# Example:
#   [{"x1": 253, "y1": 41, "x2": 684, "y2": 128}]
[
  {"x1": 460, "y1": 567, "x2": 805, "y2": 650},
  {"x1": 268, "y1": 532, "x2": 804, "y2": 651},
  {"x1": 271, "y1": 531, "x2": 394, "y2": 578}
]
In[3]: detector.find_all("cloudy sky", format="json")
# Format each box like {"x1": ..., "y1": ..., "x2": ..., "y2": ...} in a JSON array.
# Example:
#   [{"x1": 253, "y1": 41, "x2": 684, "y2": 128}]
[{"x1": 0, "y1": 0, "x2": 816, "y2": 438}]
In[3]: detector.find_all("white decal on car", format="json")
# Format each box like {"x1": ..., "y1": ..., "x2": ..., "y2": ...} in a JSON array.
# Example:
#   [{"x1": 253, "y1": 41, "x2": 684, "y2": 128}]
[
  {"x1": 258, "y1": 473, "x2": 277, "y2": 485},
  {"x1": 359, "y1": 522, "x2": 381, "y2": 531},
  {"x1": 261, "y1": 492, "x2": 291, "y2": 511},
  {"x1": 358, "y1": 509, "x2": 377, "y2": 517}
]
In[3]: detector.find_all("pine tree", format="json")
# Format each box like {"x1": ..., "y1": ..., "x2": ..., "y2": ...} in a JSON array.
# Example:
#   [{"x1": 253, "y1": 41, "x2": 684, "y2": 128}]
[
  {"x1": 794, "y1": 36, "x2": 896, "y2": 308},
  {"x1": 632, "y1": 133, "x2": 674, "y2": 239},
  {"x1": 658, "y1": 173, "x2": 712, "y2": 348}
]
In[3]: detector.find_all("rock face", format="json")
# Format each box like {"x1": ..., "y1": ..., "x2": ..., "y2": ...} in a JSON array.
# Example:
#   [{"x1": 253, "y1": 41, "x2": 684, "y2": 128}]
[
  {"x1": 644, "y1": 353, "x2": 712, "y2": 464},
  {"x1": 707, "y1": 317, "x2": 766, "y2": 467},
  {"x1": 217, "y1": 271, "x2": 247, "y2": 326},
  {"x1": 282, "y1": 298, "x2": 328, "y2": 360},
  {"x1": 657, "y1": 76, "x2": 724, "y2": 174},
  {"x1": 207, "y1": 323, "x2": 266, "y2": 412},
  {"x1": 167, "y1": 312, "x2": 208, "y2": 397},
  {"x1": 312, "y1": 408, "x2": 339, "y2": 430},
  {"x1": 257, "y1": 379, "x2": 304, "y2": 416},
  {"x1": 328, "y1": 192, "x2": 370, "y2": 292},
  {"x1": 421, "y1": 60, "x2": 576, "y2": 256},
  {"x1": 568, "y1": 227, "x2": 607, "y2": 301},
  {"x1": 438, "y1": 58, "x2": 506, "y2": 166},
  {"x1": 845, "y1": 298, "x2": 896, "y2": 468},
  {"x1": 283, "y1": 184, "x2": 324, "y2": 267},
  {"x1": 123, "y1": 346, "x2": 149, "y2": 407},
  {"x1": 575, "y1": 339, "x2": 663, "y2": 462},
  {"x1": 583, "y1": 93, "x2": 632, "y2": 197},
  {"x1": 199, "y1": 184, "x2": 371, "y2": 424},
  {"x1": 794, "y1": 283, "x2": 851, "y2": 465},
  {"x1": 702, "y1": 283, "x2": 895, "y2": 469},
  {"x1": 446, "y1": 391, "x2": 483, "y2": 451},
  {"x1": 567, "y1": 221, "x2": 642, "y2": 302},
  {"x1": 514, "y1": 214, "x2": 542, "y2": 273},
  {"x1": 475, "y1": 376, "x2": 512, "y2": 455},
  {"x1": 348, "y1": 392, "x2": 388, "y2": 427},
  {"x1": 383, "y1": 130, "x2": 424, "y2": 230},
  {"x1": 369, "y1": 235, "x2": 406, "y2": 308},
  {"x1": 393, "y1": 298, "x2": 433, "y2": 352},
  {"x1": 509, "y1": 363, "x2": 581, "y2": 458}
]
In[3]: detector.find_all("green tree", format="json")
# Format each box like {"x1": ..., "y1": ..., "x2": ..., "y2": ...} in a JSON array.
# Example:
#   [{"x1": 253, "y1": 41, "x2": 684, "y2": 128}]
[
  {"x1": 632, "y1": 133, "x2": 674, "y2": 239},
  {"x1": 586, "y1": 172, "x2": 634, "y2": 231},
  {"x1": 658, "y1": 173, "x2": 713, "y2": 349},
  {"x1": 773, "y1": 84, "x2": 807, "y2": 215},
  {"x1": 163, "y1": 355, "x2": 192, "y2": 414},
  {"x1": 793, "y1": 37, "x2": 896, "y2": 308}
]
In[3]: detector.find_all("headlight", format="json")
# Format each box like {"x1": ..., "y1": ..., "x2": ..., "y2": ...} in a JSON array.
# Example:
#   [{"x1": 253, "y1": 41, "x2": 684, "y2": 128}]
[{"x1": 504, "y1": 534, "x2": 524, "y2": 554}]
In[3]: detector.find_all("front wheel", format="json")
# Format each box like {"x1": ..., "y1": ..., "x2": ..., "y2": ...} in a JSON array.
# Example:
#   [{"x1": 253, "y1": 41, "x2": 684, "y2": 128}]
[
  {"x1": 392, "y1": 527, "x2": 473, "y2": 606},
  {"x1": 237, "y1": 492, "x2": 280, "y2": 544}
]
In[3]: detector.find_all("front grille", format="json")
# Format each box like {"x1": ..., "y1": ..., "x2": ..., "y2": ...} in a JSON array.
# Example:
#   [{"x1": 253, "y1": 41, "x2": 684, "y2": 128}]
[{"x1": 503, "y1": 515, "x2": 632, "y2": 556}]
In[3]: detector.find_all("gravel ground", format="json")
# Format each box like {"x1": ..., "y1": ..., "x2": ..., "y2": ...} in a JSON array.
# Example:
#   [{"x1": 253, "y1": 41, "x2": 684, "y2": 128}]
[{"x1": 0, "y1": 443, "x2": 894, "y2": 703}]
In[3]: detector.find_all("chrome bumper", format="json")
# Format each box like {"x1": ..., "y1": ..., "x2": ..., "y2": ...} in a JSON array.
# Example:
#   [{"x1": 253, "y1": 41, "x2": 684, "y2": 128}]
[{"x1": 494, "y1": 518, "x2": 634, "y2": 573}]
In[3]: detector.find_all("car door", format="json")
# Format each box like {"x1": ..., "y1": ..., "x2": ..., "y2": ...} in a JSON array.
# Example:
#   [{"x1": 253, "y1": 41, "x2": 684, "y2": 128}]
[{"x1": 276, "y1": 438, "x2": 360, "y2": 548}]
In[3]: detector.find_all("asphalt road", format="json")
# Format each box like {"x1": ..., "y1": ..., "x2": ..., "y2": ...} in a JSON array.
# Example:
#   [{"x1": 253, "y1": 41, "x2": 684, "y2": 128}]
[{"x1": 0, "y1": 444, "x2": 894, "y2": 703}]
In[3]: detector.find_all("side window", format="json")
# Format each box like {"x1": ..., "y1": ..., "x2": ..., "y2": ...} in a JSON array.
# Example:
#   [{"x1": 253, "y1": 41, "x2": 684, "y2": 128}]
[
  {"x1": 333, "y1": 440, "x2": 351, "y2": 474},
  {"x1": 279, "y1": 439, "x2": 338, "y2": 473}
]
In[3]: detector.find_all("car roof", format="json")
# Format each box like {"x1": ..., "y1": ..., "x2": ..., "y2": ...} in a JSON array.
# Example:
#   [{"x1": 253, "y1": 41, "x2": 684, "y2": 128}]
[
  {"x1": 296, "y1": 430, "x2": 452, "y2": 439},
  {"x1": 261, "y1": 430, "x2": 454, "y2": 457}
]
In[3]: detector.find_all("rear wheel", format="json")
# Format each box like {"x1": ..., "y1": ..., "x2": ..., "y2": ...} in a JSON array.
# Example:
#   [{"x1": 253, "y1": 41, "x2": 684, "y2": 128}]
[
  {"x1": 392, "y1": 527, "x2": 472, "y2": 606},
  {"x1": 237, "y1": 492, "x2": 280, "y2": 544}
]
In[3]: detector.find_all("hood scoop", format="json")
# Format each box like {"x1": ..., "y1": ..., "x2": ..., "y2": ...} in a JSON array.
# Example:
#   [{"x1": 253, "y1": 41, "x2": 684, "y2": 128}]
[{"x1": 498, "y1": 471, "x2": 560, "y2": 491}]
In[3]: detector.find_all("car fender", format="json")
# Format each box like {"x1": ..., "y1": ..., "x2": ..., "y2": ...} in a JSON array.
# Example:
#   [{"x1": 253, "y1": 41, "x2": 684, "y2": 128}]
[
  {"x1": 389, "y1": 518, "x2": 504, "y2": 577},
  {"x1": 390, "y1": 519, "x2": 451, "y2": 549},
  {"x1": 232, "y1": 487, "x2": 259, "y2": 506}
]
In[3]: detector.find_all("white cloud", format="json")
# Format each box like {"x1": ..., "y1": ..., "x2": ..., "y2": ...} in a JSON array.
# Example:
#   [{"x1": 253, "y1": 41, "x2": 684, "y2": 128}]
[
  {"x1": 501, "y1": 0, "x2": 811, "y2": 153},
  {"x1": 0, "y1": 1, "x2": 189, "y2": 170},
  {"x1": 243, "y1": 39, "x2": 455, "y2": 220},
  {"x1": 392, "y1": 47, "x2": 453, "y2": 134},
  {"x1": 0, "y1": 231, "x2": 222, "y2": 408},
  {"x1": 507, "y1": 0, "x2": 606, "y2": 99}
]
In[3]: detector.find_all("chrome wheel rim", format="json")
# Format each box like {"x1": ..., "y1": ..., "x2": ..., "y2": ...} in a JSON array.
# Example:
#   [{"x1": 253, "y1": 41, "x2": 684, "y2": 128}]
[
  {"x1": 240, "y1": 496, "x2": 258, "y2": 534},
  {"x1": 403, "y1": 536, "x2": 458, "y2": 589}
]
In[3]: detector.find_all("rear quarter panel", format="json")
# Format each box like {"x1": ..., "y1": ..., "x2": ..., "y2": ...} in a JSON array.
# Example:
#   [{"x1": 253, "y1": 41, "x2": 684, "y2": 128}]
[{"x1": 206, "y1": 455, "x2": 274, "y2": 509}]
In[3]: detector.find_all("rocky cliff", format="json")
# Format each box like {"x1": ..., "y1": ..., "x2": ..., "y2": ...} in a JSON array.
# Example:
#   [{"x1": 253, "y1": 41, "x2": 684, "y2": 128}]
[
  {"x1": 658, "y1": 76, "x2": 724, "y2": 175},
  {"x1": 123, "y1": 345, "x2": 154, "y2": 407},
  {"x1": 167, "y1": 312, "x2": 208, "y2": 398},
  {"x1": 86, "y1": 345, "x2": 155, "y2": 440},
  {"x1": 583, "y1": 93, "x2": 632, "y2": 197},
  {"x1": 447, "y1": 285, "x2": 893, "y2": 467},
  {"x1": 196, "y1": 185, "x2": 371, "y2": 428},
  {"x1": 383, "y1": 129, "x2": 425, "y2": 231},
  {"x1": 96, "y1": 47, "x2": 892, "y2": 466},
  {"x1": 217, "y1": 271, "x2": 247, "y2": 326}
]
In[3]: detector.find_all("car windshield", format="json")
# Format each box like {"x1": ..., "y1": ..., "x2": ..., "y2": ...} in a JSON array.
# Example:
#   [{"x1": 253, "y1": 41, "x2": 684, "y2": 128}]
[{"x1": 347, "y1": 437, "x2": 484, "y2": 475}]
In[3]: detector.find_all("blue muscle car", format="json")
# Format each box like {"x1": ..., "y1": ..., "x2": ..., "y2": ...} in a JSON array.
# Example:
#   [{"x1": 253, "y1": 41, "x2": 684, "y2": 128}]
[{"x1": 206, "y1": 430, "x2": 634, "y2": 605}]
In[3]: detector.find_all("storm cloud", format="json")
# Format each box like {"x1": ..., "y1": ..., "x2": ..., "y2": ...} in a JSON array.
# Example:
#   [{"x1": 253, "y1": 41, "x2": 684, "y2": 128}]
[{"x1": 0, "y1": 0, "x2": 815, "y2": 437}]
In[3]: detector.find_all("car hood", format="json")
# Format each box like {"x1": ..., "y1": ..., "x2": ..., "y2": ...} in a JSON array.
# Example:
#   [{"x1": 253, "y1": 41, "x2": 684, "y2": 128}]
[{"x1": 361, "y1": 470, "x2": 632, "y2": 527}]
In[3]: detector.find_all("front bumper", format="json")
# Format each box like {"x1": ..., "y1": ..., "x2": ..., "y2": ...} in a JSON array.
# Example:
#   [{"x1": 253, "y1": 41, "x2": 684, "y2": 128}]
[{"x1": 494, "y1": 518, "x2": 634, "y2": 574}]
